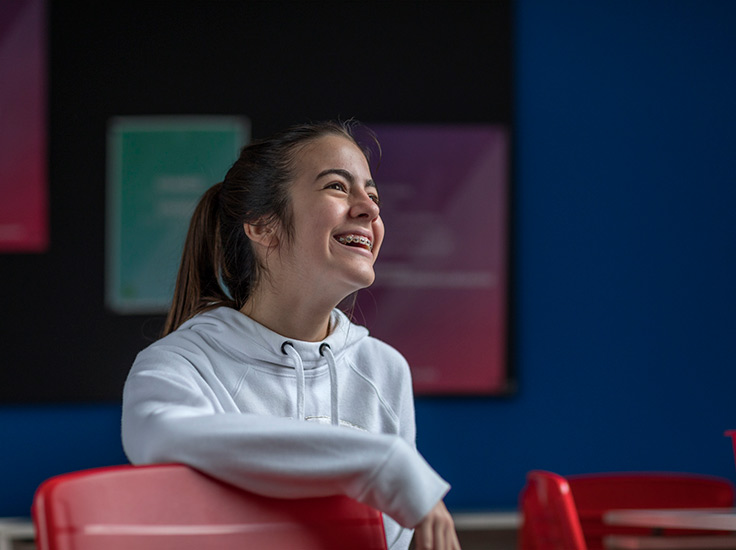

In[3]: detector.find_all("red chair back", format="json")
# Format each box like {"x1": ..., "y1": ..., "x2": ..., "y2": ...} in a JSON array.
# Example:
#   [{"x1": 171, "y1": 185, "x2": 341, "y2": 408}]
[
  {"x1": 567, "y1": 472, "x2": 735, "y2": 550},
  {"x1": 32, "y1": 463, "x2": 386, "y2": 550},
  {"x1": 519, "y1": 470, "x2": 587, "y2": 550}
]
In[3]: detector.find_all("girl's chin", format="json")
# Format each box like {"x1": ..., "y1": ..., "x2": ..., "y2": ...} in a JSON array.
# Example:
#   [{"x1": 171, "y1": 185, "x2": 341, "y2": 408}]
[{"x1": 334, "y1": 271, "x2": 376, "y2": 299}]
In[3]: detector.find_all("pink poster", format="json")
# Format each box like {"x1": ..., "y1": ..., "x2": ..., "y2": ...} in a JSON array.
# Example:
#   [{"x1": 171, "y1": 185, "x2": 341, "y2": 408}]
[
  {"x1": 357, "y1": 125, "x2": 510, "y2": 394},
  {"x1": 0, "y1": 0, "x2": 47, "y2": 252}
]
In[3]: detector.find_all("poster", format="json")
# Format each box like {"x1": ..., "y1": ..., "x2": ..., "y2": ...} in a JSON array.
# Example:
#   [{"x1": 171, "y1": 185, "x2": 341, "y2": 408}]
[
  {"x1": 356, "y1": 124, "x2": 510, "y2": 394},
  {"x1": 106, "y1": 116, "x2": 249, "y2": 313},
  {"x1": 0, "y1": 0, "x2": 47, "y2": 252}
]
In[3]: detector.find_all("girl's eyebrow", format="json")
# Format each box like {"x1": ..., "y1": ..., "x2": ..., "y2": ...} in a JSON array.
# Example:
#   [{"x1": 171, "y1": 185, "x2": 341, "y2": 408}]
[{"x1": 316, "y1": 168, "x2": 377, "y2": 190}]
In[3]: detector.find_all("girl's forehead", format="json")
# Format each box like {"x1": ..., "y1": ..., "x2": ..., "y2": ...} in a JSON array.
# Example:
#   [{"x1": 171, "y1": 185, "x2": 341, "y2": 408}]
[{"x1": 296, "y1": 135, "x2": 367, "y2": 168}]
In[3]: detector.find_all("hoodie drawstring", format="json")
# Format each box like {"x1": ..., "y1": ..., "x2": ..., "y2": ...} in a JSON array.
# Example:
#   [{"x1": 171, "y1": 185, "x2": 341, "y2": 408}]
[
  {"x1": 281, "y1": 341, "x2": 339, "y2": 426},
  {"x1": 320, "y1": 343, "x2": 339, "y2": 426},
  {"x1": 281, "y1": 342, "x2": 305, "y2": 421}
]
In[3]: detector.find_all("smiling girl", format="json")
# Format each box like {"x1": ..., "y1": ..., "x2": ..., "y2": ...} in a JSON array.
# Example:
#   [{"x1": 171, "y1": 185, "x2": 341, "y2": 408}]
[{"x1": 121, "y1": 121, "x2": 460, "y2": 550}]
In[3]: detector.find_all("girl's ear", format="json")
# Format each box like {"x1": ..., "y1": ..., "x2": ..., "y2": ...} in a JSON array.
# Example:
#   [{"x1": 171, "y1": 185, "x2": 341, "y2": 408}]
[{"x1": 243, "y1": 221, "x2": 280, "y2": 248}]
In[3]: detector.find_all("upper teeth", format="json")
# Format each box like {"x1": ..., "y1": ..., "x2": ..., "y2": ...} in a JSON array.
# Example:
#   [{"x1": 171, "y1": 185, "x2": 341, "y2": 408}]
[{"x1": 338, "y1": 235, "x2": 372, "y2": 250}]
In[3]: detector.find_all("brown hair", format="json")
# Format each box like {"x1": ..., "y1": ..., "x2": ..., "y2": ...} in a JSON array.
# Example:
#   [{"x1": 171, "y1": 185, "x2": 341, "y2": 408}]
[{"x1": 162, "y1": 120, "x2": 375, "y2": 336}]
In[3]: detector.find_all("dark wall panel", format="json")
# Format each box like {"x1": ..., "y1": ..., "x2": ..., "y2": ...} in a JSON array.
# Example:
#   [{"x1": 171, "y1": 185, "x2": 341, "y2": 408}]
[{"x1": 0, "y1": 1, "x2": 513, "y2": 402}]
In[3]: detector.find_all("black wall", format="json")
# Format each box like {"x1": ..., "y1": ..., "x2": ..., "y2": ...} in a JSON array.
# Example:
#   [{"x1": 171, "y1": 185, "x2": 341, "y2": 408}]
[{"x1": 1, "y1": 1, "x2": 512, "y2": 402}]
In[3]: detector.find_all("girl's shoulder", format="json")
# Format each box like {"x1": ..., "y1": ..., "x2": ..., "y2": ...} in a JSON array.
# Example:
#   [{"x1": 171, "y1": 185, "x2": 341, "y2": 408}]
[{"x1": 345, "y1": 334, "x2": 412, "y2": 389}]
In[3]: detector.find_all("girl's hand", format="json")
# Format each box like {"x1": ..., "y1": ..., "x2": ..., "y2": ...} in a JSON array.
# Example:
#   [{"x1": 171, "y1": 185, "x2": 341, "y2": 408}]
[{"x1": 413, "y1": 501, "x2": 461, "y2": 550}]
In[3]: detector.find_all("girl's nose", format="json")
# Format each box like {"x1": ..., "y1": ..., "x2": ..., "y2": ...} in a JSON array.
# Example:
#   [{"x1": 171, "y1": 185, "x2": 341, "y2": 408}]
[{"x1": 351, "y1": 189, "x2": 380, "y2": 220}]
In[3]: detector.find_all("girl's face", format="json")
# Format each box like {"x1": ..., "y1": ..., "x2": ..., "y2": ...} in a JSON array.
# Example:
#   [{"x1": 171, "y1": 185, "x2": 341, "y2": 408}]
[{"x1": 276, "y1": 134, "x2": 384, "y2": 303}]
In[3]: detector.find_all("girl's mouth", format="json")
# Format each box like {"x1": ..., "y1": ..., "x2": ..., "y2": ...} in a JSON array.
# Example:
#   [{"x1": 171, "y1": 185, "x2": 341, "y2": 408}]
[{"x1": 335, "y1": 234, "x2": 373, "y2": 252}]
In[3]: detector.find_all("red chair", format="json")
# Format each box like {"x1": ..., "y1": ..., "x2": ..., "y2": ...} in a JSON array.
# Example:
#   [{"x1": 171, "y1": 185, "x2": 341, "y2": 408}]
[
  {"x1": 567, "y1": 472, "x2": 735, "y2": 550},
  {"x1": 519, "y1": 470, "x2": 588, "y2": 550},
  {"x1": 32, "y1": 463, "x2": 386, "y2": 550}
]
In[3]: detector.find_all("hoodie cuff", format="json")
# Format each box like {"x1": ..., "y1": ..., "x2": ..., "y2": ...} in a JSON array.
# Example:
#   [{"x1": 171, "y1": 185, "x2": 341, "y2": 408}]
[{"x1": 358, "y1": 438, "x2": 451, "y2": 528}]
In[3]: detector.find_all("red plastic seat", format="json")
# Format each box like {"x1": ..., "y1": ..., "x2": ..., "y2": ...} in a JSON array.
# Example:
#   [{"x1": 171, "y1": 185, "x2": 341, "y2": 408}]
[
  {"x1": 32, "y1": 463, "x2": 387, "y2": 550},
  {"x1": 567, "y1": 472, "x2": 735, "y2": 550},
  {"x1": 519, "y1": 470, "x2": 588, "y2": 550}
]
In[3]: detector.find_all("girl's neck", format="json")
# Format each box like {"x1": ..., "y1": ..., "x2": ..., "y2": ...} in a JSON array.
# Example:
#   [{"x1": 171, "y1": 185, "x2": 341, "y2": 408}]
[{"x1": 240, "y1": 289, "x2": 334, "y2": 342}]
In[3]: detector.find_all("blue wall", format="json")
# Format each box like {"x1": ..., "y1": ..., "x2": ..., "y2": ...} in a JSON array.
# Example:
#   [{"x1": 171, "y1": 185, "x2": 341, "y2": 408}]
[
  {"x1": 1, "y1": 0, "x2": 735, "y2": 517},
  {"x1": 426, "y1": 0, "x2": 736, "y2": 510}
]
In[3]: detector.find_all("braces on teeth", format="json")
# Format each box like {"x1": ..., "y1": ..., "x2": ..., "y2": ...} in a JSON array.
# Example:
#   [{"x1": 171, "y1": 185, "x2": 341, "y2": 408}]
[{"x1": 337, "y1": 235, "x2": 372, "y2": 251}]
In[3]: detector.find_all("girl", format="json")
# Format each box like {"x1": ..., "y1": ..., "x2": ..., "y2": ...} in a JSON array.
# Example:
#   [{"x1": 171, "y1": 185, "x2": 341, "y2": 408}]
[{"x1": 121, "y1": 121, "x2": 460, "y2": 550}]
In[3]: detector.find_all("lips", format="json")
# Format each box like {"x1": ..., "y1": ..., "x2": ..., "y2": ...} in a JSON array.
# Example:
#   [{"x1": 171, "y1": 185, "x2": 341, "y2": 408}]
[{"x1": 334, "y1": 233, "x2": 373, "y2": 252}]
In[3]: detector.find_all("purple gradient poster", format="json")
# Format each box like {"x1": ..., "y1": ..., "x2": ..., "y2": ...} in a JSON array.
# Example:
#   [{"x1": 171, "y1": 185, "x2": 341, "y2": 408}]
[
  {"x1": 0, "y1": 0, "x2": 47, "y2": 252},
  {"x1": 357, "y1": 125, "x2": 509, "y2": 394}
]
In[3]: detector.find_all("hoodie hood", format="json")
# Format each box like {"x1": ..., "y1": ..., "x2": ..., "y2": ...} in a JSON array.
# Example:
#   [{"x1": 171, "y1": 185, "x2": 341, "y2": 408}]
[
  {"x1": 176, "y1": 306, "x2": 368, "y2": 425},
  {"x1": 177, "y1": 306, "x2": 369, "y2": 370}
]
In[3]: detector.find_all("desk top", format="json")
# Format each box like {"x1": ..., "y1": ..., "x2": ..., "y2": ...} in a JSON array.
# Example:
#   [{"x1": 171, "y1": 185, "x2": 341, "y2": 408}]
[
  {"x1": 0, "y1": 518, "x2": 35, "y2": 550},
  {"x1": 604, "y1": 508, "x2": 736, "y2": 531},
  {"x1": 451, "y1": 510, "x2": 521, "y2": 530}
]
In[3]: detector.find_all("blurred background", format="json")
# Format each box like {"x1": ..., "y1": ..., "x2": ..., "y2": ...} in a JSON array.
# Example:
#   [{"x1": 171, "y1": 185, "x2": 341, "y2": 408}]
[{"x1": 1, "y1": 0, "x2": 735, "y2": 528}]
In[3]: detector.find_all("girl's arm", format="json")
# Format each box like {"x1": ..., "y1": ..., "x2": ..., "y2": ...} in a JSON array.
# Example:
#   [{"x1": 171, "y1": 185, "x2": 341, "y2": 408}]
[{"x1": 122, "y1": 367, "x2": 449, "y2": 529}]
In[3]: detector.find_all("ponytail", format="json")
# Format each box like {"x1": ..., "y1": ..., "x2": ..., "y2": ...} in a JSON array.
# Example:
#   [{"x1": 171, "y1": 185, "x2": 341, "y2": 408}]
[{"x1": 162, "y1": 182, "x2": 233, "y2": 336}]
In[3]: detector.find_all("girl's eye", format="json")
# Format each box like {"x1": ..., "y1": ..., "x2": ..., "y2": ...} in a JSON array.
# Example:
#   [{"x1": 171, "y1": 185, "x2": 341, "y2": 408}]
[
  {"x1": 326, "y1": 182, "x2": 346, "y2": 192},
  {"x1": 369, "y1": 194, "x2": 381, "y2": 206}
]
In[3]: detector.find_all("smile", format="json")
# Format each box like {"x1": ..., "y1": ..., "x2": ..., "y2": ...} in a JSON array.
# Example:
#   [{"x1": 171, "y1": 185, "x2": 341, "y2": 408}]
[{"x1": 335, "y1": 234, "x2": 373, "y2": 252}]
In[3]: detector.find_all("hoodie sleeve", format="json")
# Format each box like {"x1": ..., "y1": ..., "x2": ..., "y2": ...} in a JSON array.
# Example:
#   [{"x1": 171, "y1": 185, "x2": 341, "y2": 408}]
[{"x1": 121, "y1": 355, "x2": 450, "y2": 529}]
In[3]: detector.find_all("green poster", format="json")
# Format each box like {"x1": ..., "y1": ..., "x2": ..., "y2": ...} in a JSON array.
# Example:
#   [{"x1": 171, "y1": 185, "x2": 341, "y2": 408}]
[{"x1": 106, "y1": 116, "x2": 249, "y2": 314}]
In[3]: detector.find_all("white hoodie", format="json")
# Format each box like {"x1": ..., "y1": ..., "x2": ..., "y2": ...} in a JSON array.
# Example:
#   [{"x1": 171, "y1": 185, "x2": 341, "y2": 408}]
[{"x1": 121, "y1": 306, "x2": 450, "y2": 549}]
